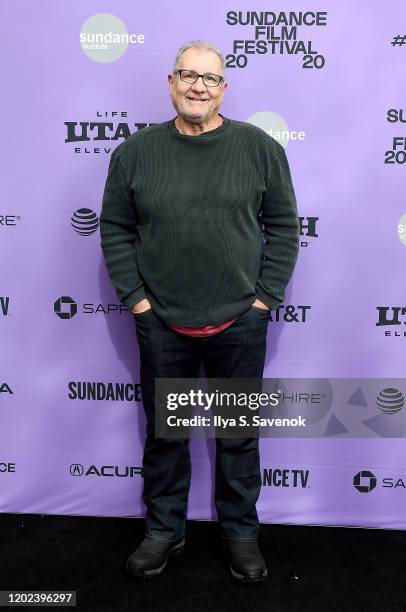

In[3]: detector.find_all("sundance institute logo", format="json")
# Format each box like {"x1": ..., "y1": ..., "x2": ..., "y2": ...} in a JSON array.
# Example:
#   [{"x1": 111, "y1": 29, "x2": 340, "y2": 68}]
[
  {"x1": 80, "y1": 13, "x2": 145, "y2": 63},
  {"x1": 71, "y1": 208, "x2": 99, "y2": 236},
  {"x1": 245, "y1": 111, "x2": 305, "y2": 149},
  {"x1": 353, "y1": 471, "x2": 377, "y2": 493}
]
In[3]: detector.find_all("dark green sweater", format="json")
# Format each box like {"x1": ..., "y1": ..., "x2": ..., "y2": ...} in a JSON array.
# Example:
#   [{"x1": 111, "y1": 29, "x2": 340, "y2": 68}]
[{"x1": 100, "y1": 114, "x2": 299, "y2": 327}]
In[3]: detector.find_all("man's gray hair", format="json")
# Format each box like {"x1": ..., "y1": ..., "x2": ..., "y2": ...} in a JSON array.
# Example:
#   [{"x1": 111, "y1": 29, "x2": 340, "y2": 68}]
[{"x1": 172, "y1": 40, "x2": 226, "y2": 77}]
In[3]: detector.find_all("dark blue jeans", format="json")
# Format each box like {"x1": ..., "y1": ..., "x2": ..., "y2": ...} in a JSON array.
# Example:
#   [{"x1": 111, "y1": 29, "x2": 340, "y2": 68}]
[{"x1": 134, "y1": 303, "x2": 271, "y2": 543}]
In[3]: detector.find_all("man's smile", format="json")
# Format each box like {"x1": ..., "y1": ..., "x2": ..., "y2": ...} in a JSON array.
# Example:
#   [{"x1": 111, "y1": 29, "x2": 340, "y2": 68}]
[{"x1": 186, "y1": 96, "x2": 208, "y2": 102}]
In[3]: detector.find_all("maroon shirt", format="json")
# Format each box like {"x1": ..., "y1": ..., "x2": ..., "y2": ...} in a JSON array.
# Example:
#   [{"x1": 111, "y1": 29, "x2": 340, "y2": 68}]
[{"x1": 168, "y1": 317, "x2": 238, "y2": 337}]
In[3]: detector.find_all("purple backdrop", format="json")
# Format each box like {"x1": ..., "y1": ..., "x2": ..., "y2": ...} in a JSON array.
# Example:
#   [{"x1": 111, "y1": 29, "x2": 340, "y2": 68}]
[{"x1": 1, "y1": 0, "x2": 406, "y2": 529}]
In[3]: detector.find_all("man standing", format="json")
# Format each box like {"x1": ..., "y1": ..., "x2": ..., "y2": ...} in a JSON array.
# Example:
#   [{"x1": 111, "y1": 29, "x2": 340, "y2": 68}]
[{"x1": 100, "y1": 39, "x2": 299, "y2": 583}]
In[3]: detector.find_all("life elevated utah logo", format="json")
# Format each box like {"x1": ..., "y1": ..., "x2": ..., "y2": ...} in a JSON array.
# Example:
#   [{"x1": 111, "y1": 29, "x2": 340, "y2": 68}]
[
  {"x1": 64, "y1": 111, "x2": 155, "y2": 155},
  {"x1": 376, "y1": 306, "x2": 406, "y2": 338},
  {"x1": 80, "y1": 13, "x2": 145, "y2": 63},
  {"x1": 299, "y1": 216, "x2": 319, "y2": 248}
]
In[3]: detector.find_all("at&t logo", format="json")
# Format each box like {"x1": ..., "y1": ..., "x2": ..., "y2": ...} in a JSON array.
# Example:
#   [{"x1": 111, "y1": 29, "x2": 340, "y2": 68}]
[
  {"x1": 376, "y1": 388, "x2": 404, "y2": 414},
  {"x1": 71, "y1": 209, "x2": 99, "y2": 236}
]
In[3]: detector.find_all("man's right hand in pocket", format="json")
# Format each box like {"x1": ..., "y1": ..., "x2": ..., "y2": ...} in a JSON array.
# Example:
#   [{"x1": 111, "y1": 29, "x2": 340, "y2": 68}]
[{"x1": 131, "y1": 298, "x2": 152, "y2": 314}]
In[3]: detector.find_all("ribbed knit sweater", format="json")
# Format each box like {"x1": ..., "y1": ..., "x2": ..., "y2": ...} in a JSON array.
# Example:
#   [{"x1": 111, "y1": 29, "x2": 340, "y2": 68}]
[{"x1": 100, "y1": 114, "x2": 300, "y2": 327}]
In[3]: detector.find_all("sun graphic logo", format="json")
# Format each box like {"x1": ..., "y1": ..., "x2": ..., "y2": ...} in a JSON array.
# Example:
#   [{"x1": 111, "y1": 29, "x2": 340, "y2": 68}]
[
  {"x1": 376, "y1": 387, "x2": 404, "y2": 414},
  {"x1": 80, "y1": 13, "x2": 145, "y2": 63},
  {"x1": 71, "y1": 208, "x2": 99, "y2": 236},
  {"x1": 353, "y1": 471, "x2": 377, "y2": 493}
]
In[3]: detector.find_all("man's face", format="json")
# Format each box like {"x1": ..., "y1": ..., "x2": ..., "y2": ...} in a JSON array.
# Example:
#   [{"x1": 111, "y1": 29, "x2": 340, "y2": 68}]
[{"x1": 168, "y1": 48, "x2": 227, "y2": 124}]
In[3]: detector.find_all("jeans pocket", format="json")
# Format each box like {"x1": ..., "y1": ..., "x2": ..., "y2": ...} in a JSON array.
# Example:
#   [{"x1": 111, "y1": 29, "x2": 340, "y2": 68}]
[
  {"x1": 250, "y1": 304, "x2": 271, "y2": 316},
  {"x1": 133, "y1": 307, "x2": 153, "y2": 319},
  {"x1": 133, "y1": 308, "x2": 152, "y2": 324}
]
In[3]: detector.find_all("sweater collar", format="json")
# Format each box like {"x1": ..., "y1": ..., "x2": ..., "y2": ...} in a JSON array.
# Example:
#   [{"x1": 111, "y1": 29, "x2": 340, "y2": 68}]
[{"x1": 167, "y1": 113, "x2": 230, "y2": 139}]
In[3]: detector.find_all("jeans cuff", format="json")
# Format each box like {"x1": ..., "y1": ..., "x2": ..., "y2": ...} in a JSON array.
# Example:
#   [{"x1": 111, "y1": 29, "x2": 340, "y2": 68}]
[{"x1": 145, "y1": 532, "x2": 185, "y2": 543}]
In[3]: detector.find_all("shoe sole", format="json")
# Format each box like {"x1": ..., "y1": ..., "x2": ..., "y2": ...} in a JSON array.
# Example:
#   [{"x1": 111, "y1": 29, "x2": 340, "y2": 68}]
[
  {"x1": 221, "y1": 541, "x2": 267, "y2": 583},
  {"x1": 125, "y1": 539, "x2": 185, "y2": 579},
  {"x1": 230, "y1": 564, "x2": 268, "y2": 583}
]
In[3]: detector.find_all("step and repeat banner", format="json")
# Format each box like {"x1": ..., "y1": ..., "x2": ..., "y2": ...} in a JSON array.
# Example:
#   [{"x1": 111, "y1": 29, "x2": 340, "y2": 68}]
[{"x1": 1, "y1": 1, "x2": 406, "y2": 529}]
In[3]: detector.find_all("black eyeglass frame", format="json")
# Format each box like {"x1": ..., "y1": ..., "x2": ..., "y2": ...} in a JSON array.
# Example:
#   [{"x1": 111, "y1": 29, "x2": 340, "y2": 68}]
[{"x1": 174, "y1": 69, "x2": 225, "y2": 87}]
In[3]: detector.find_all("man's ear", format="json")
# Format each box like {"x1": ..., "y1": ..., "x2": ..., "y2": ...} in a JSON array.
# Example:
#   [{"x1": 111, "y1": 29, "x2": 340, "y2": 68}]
[{"x1": 167, "y1": 73, "x2": 174, "y2": 91}]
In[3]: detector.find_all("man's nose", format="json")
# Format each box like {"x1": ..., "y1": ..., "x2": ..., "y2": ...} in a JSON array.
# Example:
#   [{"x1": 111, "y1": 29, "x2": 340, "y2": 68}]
[{"x1": 191, "y1": 76, "x2": 207, "y2": 91}]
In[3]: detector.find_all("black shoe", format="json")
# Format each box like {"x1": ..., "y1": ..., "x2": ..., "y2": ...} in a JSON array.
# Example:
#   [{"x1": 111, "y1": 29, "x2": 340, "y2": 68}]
[
  {"x1": 126, "y1": 536, "x2": 185, "y2": 578},
  {"x1": 222, "y1": 539, "x2": 268, "y2": 583}
]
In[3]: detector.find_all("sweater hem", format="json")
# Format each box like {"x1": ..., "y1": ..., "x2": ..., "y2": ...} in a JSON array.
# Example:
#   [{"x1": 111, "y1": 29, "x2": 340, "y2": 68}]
[{"x1": 148, "y1": 297, "x2": 256, "y2": 328}]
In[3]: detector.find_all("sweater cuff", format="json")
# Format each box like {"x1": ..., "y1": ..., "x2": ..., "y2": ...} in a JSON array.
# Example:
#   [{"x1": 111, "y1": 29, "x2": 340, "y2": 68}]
[
  {"x1": 123, "y1": 287, "x2": 147, "y2": 310},
  {"x1": 255, "y1": 287, "x2": 281, "y2": 311}
]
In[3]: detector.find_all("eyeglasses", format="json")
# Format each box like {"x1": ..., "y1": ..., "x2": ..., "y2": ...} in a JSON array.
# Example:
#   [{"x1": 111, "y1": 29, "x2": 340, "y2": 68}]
[{"x1": 175, "y1": 69, "x2": 224, "y2": 87}]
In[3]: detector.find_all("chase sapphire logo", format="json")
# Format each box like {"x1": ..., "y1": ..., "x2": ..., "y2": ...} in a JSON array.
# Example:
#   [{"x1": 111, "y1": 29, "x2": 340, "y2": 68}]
[
  {"x1": 353, "y1": 471, "x2": 377, "y2": 493},
  {"x1": 71, "y1": 208, "x2": 99, "y2": 236},
  {"x1": 54, "y1": 296, "x2": 78, "y2": 319},
  {"x1": 376, "y1": 388, "x2": 404, "y2": 414}
]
